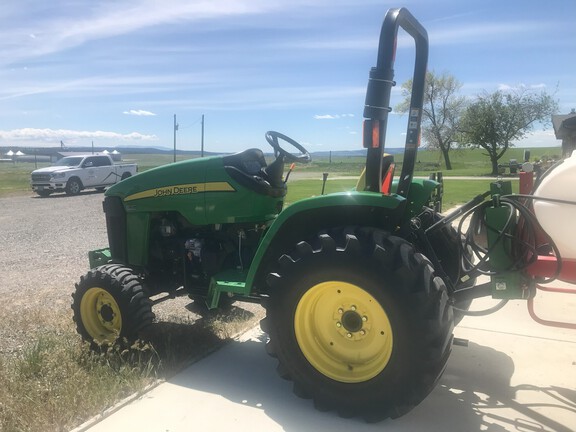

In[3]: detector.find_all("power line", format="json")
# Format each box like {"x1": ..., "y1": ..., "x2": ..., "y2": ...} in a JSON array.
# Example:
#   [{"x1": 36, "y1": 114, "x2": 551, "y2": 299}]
[
  {"x1": 178, "y1": 115, "x2": 203, "y2": 129},
  {"x1": 173, "y1": 114, "x2": 178, "y2": 163}
]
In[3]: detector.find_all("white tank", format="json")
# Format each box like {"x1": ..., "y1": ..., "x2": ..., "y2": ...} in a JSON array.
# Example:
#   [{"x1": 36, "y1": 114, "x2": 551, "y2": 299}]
[{"x1": 533, "y1": 151, "x2": 576, "y2": 259}]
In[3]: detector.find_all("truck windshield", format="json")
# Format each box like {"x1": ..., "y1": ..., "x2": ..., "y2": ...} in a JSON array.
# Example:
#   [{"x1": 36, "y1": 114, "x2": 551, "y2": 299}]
[{"x1": 53, "y1": 157, "x2": 84, "y2": 167}]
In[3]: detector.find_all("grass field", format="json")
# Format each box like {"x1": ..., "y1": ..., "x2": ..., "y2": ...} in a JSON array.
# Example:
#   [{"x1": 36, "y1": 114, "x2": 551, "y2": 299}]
[
  {"x1": 0, "y1": 305, "x2": 256, "y2": 432},
  {"x1": 0, "y1": 146, "x2": 554, "y2": 199},
  {"x1": 285, "y1": 177, "x2": 517, "y2": 209},
  {"x1": 296, "y1": 146, "x2": 562, "y2": 177}
]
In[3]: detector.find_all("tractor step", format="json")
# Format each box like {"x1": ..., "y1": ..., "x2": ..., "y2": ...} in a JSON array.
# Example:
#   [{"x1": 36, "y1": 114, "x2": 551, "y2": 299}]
[
  {"x1": 207, "y1": 268, "x2": 248, "y2": 309},
  {"x1": 453, "y1": 337, "x2": 469, "y2": 347}
]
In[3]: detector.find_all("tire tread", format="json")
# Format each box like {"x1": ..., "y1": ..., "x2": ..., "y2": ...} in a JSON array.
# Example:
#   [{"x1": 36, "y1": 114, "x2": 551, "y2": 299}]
[{"x1": 260, "y1": 227, "x2": 454, "y2": 422}]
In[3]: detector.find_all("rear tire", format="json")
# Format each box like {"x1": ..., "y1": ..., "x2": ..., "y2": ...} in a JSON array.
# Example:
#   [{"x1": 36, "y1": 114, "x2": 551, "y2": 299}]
[
  {"x1": 72, "y1": 264, "x2": 154, "y2": 349},
  {"x1": 261, "y1": 229, "x2": 453, "y2": 421},
  {"x1": 427, "y1": 218, "x2": 476, "y2": 324}
]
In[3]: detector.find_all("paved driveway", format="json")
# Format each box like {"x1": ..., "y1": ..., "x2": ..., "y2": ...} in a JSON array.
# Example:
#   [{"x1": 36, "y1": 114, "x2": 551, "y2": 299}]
[{"x1": 75, "y1": 276, "x2": 576, "y2": 432}]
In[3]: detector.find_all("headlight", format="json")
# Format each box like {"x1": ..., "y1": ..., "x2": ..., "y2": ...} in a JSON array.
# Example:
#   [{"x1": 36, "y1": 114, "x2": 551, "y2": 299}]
[{"x1": 50, "y1": 172, "x2": 66, "y2": 179}]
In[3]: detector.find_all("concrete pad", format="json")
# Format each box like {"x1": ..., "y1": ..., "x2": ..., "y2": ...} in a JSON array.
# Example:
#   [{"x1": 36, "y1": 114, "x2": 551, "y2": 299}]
[{"x1": 80, "y1": 277, "x2": 576, "y2": 432}]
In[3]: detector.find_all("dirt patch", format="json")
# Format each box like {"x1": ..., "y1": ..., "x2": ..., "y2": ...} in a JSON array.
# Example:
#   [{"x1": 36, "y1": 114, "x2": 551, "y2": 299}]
[{"x1": 0, "y1": 192, "x2": 263, "y2": 356}]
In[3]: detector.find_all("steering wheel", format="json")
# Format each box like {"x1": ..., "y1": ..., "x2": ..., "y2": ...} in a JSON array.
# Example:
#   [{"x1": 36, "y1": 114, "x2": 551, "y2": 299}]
[{"x1": 265, "y1": 131, "x2": 311, "y2": 164}]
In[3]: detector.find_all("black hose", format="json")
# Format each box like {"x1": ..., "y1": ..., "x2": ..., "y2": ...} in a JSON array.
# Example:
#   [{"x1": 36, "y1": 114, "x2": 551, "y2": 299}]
[
  {"x1": 441, "y1": 189, "x2": 567, "y2": 317},
  {"x1": 454, "y1": 299, "x2": 508, "y2": 317},
  {"x1": 455, "y1": 194, "x2": 562, "y2": 284}
]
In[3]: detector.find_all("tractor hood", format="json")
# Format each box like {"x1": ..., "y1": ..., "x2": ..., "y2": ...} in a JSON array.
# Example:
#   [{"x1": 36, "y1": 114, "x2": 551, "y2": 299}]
[{"x1": 105, "y1": 150, "x2": 286, "y2": 225}]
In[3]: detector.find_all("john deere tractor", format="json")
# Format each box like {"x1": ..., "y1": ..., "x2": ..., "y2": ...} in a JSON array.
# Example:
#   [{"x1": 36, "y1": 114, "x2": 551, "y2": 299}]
[{"x1": 72, "y1": 7, "x2": 576, "y2": 421}]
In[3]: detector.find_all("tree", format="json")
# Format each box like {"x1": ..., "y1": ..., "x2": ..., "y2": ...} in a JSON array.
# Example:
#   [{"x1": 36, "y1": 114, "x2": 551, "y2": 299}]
[
  {"x1": 459, "y1": 88, "x2": 558, "y2": 175},
  {"x1": 396, "y1": 71, "x2": 466, "y2": 170}
]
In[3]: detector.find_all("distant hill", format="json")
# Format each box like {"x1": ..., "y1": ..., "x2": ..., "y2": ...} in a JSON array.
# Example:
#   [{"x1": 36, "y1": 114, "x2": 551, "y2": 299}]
[
  {"x1": 311, "y1": 148, "x2": 404, "y2": 158},
  {"x1": 113, "y1": 147, "x2": 405, "y2": 157},
  {"x1": 1, "y1": 145, "x2": 405, "y2": 158}
]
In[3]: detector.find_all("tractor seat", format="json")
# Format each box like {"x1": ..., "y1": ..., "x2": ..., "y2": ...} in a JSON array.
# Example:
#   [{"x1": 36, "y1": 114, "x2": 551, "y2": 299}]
[
  {"x1": 223, "y1": 148, "x2": 287, "y2": 197},
  {"x1": 222, "y1": 148, "x2": 267, "y2": 175}
]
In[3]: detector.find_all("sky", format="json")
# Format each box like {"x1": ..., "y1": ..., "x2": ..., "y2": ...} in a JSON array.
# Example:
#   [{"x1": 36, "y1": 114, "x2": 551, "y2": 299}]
[{"x1": 0, "y1": 0, "x2": 574, "y2": 154}]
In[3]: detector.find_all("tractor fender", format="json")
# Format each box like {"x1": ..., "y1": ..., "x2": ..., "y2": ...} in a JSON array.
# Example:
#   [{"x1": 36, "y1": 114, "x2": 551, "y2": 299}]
[{"x1": 245, "y1": 191, "x2": 406, "y2": 292}]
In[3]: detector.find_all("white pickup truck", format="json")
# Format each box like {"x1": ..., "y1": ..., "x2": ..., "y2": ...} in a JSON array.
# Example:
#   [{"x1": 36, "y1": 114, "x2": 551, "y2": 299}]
[{"x1": 31, "y1": 154, "x2": 138, "y2": 197}]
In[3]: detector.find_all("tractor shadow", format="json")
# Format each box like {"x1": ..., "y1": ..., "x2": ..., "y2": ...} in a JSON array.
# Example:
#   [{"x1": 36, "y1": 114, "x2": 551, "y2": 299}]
[
  {"x1": 163, "y1": 332, "x2": 576, "y2": 431},
  {"x1": 141, "y1": 302, "x2": 259, "y2": 376},
  {"x1": 436, "y1": 343, "x2": 576, "y2": 432}
]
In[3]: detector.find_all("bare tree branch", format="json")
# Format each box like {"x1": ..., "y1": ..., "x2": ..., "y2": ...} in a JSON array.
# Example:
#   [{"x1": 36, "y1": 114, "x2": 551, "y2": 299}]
[{"x1": 396, "y1": 71, "x2": 466, "y2": 170}]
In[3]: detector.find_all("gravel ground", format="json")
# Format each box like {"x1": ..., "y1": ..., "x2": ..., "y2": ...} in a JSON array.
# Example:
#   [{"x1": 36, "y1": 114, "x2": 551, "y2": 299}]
[{"x1": 0, "y1": 191, "x2": 263, "y2": 355}]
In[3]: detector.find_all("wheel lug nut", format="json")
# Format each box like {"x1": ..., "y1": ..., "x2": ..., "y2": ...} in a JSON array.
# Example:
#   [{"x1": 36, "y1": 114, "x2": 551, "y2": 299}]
[
  {"x1": 347, "y1": 333, "x2": 352, "y2": 338},
  {"x1": 351, "y1": 305, "x2": 356, "y2": 311},
  {"x1": 336, "y1": 322, "x2": 342, "y2": 328},
  {"x1": 362, "y1": 316, "x2": 368, "y2": 322},
  {"x1": 360, "y1": 330, "x2": 366, "y2": 335},
  {"x1": 338, "y1": 308, "x2": 343, "y2": 314}
]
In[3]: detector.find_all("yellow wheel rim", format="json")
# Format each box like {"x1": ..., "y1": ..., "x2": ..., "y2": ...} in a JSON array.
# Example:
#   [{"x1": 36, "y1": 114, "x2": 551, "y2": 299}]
[
  {"x1": 294, "y1": 281, "x2": 393, "y2": 383},
  {"x1": 80, "y1": 287, "x2": 122, "y2": 344}
]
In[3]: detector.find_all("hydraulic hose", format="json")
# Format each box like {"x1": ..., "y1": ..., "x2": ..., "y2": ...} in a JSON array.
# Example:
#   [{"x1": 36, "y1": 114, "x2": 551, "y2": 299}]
[{"x1": 455, "y1": 195, "x2": 562, "y2": 284}]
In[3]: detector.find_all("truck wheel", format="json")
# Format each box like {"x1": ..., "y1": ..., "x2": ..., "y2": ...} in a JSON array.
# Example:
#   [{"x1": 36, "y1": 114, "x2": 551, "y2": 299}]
[
  {"x1": 261, "y1": 230, "x2": 453, "y2": 421},
  {"x1": 121, "y1": 172, "x2": 132, "y2": 180},
  {"x1": 71, "y1": 264, "x2": 154, "y2": 349},
  {"x1": 65, "y1": 178, "x2": 82, "y2": 195}
]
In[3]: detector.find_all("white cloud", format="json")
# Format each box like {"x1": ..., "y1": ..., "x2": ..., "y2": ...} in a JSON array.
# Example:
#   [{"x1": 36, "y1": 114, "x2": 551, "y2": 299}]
[
  {"x1": 123, "y1": 109, "x2": 156, "y2": 116},
  {"x1": 429, "y1": 21, "x2": 553, "y2": 46},
  {"x1": 0, "y1": 128, "x2": 157, "y2": 142},
  {"x1": 0, "y1": 72, "x2": 227, "y2": 102},
  {"x1": 281, "y1": 37, "x2": 376, "y2": 51},
  {"x1": 279, "y1": 20, "x2": 554, "y2": 52},
  {"x1": 314, "y1": 113, "x2": 355, "y2": 120},
  {"x1": 498, "y1": 83, "x2": 515, "y2": 91},
  {"x1": 0, "y1": 0, "x2": 287, "y2": 66},
  {"x1": 515, "y1": 128, "x2": 559, "y2": 147},
  {"x1": 498, "y1": 83, "x2": 548, "y2": 92}
]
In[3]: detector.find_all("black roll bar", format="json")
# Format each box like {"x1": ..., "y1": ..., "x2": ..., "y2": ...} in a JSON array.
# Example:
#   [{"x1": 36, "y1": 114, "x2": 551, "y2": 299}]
[{"x1": 362, "y1": 8, "x2": 428, "y2": 196}]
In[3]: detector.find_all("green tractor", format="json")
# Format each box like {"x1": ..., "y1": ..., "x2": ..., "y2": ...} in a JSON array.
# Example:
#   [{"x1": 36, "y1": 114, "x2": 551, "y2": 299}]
[
  {"x1": 72, "y1": 8, "x2": 463, "y2": 421},
  {"x1": 73, "y1": 7, "x2": 549, "y2": 421}
]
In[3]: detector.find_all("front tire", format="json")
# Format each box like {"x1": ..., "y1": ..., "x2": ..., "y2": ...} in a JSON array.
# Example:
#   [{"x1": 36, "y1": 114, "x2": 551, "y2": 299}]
[
  {"x1": 72, "y1": 264, "x2": 154, "y2": 348},
  {"x1": 65, "y1": 178, "x2": 82, "y2": 195},
  {"x1": 261, "y1": 229, "x2": 453, "y2": 421}
]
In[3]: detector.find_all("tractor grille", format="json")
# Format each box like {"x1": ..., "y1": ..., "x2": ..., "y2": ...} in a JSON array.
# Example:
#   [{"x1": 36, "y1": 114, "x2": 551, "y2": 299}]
[{"x1": 31, "y1": 173, "x2": 51, "y2": 182}]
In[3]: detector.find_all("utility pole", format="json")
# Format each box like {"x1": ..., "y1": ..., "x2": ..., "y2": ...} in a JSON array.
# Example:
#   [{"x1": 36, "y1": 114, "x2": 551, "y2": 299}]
[
  {"x1": 201, "y1": 114, "x2": 205, "y2": 157},
  {"x1": 173, "y1": 114, "x2": 179, "y2": 163}
]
